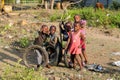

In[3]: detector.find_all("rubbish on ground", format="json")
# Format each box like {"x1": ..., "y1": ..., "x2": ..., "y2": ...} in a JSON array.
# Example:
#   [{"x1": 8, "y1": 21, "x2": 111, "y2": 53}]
[
  {"x1": 112, "y1": 61, "x2": 120, "y2": 67},
  {"x1": 86, "y1": 64, "x2": 104, "y2": 72},
  {"x1": 112, "y1": 52, "x2": 120, "y2": 56}
]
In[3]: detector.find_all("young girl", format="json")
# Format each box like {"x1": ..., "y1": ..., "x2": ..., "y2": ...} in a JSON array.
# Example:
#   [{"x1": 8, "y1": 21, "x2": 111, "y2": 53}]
[
  {"x1": 80, "y1": 20, "x2": 88, "y2": 64},
  {"x1": 65, "y1": 22, "x2": 84, "y2": 70}
]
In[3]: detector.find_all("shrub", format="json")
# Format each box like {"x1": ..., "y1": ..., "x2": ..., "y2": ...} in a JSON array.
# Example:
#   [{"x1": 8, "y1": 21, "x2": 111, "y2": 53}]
[
  {"x1": 50, "y1": 7, "x2": 120, "y2": 28},
  {"x1": 19, "y1": 37, "x2": 30, "y2": 48}
]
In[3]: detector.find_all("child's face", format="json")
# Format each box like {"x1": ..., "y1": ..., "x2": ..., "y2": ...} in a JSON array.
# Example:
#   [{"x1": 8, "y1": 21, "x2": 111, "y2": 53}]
[
  {"x1": 43, "y1": 26, "x2": 48, "y2": 34},
  {"x1": 74, "y1": 15, "x2": 81, "y2": 22},
  {"x1": 50, "y1": 27, "x2": 56, "y2": 34},
  {"x1": 74, "y1": 23, "x2": 80, "y2": 31}
]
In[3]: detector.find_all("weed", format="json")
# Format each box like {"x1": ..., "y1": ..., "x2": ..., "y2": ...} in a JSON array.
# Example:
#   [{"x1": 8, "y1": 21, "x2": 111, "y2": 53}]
[
  {"x1": 19, "y1": 37, "x2": 30, "y2": 48},
  {"x1": 1, "y1": 59, "x2": 47, "y2": 80},
  {"x1": 50, "y1": 7, "x2": 120, "y2": 28}
]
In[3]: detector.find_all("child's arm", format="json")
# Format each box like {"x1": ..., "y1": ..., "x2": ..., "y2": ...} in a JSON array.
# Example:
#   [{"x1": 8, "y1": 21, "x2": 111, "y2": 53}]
[
  {"x1": 65, "y1": 34, "x2": 71, "y2": 51},
  {"x1": 78, "y1": 33, "x2": 85, "y2": 48},
  {"x1": 81, "y1": 33, "x2": 85, "y2": 45}
]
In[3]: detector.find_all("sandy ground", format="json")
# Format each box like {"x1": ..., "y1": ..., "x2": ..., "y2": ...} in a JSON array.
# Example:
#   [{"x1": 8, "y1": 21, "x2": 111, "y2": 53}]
[{"x1": 0, "y1": 10, "x2": 120, "y2": 80}]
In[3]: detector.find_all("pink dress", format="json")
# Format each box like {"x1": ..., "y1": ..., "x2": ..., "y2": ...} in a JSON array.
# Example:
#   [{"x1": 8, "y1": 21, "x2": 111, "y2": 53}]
[
  {"x1": 80, "y1": 29, "x2": 86, "y2": 50},
  {"x1": 69, "y1": 31, "x2": 81, "y2": 54}
]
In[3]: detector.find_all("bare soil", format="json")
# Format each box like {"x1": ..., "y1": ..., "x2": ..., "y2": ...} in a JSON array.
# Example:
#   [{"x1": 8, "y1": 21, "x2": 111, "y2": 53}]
[{"x1": 0, "y1": 10, "x2": 120, "y2": 80}]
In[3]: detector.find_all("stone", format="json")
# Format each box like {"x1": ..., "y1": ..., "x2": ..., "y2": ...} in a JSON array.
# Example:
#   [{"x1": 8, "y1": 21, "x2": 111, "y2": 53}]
[
  {"x1": 18, "y1": 20, "x2": 28, "y2": 26},
  {"x1": 3, "y1": 5, "x2": 12, "y2": 13}
]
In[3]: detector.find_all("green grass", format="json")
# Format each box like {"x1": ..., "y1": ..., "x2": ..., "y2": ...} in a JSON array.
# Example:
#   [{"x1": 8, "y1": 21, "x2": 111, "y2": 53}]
[
  {"x1": 1, "y1": 59, "x2": 47, "y2": 80},
  {"x1": 50, "y1": 7, "x2": 120, "y2": 28}
]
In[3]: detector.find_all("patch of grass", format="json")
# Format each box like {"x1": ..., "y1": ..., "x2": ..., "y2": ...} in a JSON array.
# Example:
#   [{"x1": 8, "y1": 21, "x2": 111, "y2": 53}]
[
  {"x1": 19, "y1": 37, "x2": 30, "y2": 48},
  {"x1": 1, "y1": 59, "x2": 47, "y2": 80},
  {"x1": 50, "y1": 8, "x2": 120, "y2": 28}
]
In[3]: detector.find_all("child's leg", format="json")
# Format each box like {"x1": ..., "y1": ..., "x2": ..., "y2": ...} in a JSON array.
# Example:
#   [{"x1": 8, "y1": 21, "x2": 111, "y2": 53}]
[
  {"x1": 75, "y1": 54, "x2": 82, "y2": 70},
  {"x1": 70, "y1": 54, "x2": 75, "y2": 68},
  {"x1": 82, "y1": 49, "x2": 88, "y2": 64},
  {"x1": 79, "y1": 53, "x2": 84, "y2": 66}
]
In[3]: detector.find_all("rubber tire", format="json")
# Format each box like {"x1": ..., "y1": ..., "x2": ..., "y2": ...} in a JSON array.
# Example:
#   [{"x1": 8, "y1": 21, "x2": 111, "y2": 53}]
[
  {"x1": 23, "y1": 45, "x2": 48, "y2": 68},
  {"x1": 46, "y1": 42, "x2": 62, "y2": 66}
]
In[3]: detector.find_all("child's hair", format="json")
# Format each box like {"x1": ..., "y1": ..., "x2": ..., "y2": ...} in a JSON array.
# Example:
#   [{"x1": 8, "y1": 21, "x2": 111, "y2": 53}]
[
  {"x1": 74, "y1": 14, "x2": 81, "y2": 19},
  {"x1": 40, "y1": 24, "x2": 48, "y2": 32},
  {"x1": 50, "y1": 25, "x2": 56, "y2": 31},
  {"x1": 74, "y1": 22, "x2": 81, "y2": 27},
  {"x1": 64, "y1": 21, "x2": 72, "y2": 32}
]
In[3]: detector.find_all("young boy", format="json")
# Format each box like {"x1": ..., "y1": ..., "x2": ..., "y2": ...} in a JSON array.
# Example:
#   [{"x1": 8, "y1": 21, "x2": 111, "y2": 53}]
[
  {"x1": 34, "y1": 24, "x2": 51, "y2": 68},
  {"x1": 49, "y1": 25, "x2": 58, "y2": 47}
]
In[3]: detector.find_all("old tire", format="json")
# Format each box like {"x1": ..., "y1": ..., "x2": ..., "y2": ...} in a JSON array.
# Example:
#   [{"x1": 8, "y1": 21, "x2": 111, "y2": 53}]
[{"x1": 23, "y1": 45, "x2": 48, "y2": 68}]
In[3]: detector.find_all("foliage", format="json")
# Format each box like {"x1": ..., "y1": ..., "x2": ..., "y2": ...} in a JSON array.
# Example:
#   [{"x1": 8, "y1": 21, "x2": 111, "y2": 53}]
[
  {"x1": 1, "y1": 59, "x2": 47, "y2": 80},
  {"x1": 111, "y1": 0, "x2": 120, "y2": 10},
  {"x1": 50, "y1": 7, "x2": 120, "y2": 28},
  {"x1": 0, "y1": 25, "x2": 13, "y2": 34},
  {"x1": 19, "y1": 37, "x2": 30, "y2": 48}
]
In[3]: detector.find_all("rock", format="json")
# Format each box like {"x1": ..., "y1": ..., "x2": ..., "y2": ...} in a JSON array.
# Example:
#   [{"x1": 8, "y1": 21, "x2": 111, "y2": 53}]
[
  {"x1": 3, "y1": 5, "x2": 12, "y2": 13},
  {"x1": 4, "y1": 45, "x2": 9, "y2": 49},
  {"x1": 18, "y1": 20, "x2": 28, "y2": 26},
  {"x1": 46, "y1": 70, "x2": 54, "y2": 75},
  {"x1": 7, "y1": 35, "x2": 13, "y2": 39}
]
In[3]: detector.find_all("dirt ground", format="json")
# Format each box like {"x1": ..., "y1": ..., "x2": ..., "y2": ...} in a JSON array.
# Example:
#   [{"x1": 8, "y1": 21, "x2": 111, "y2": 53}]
[{"x1": 0, "y1": 10, "x2": 120, "y2": 80}]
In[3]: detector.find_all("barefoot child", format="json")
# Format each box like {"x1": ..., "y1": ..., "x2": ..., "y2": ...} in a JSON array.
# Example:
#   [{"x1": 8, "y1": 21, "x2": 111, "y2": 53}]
[
  {"x1": 80, "y1": 20, "x2": 88, "y2": 64},
  {"x1": 65, "y1": 22, "x2": 84, "y2": 70},
  {"x1": 34, "y1": 25, "x2": 51, "y2": 68}
]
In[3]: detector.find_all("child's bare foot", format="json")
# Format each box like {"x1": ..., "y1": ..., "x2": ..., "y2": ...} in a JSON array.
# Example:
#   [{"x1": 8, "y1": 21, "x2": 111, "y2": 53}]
[{"x1": 46, "y1": 64, "x2": 51, "y2": 68}]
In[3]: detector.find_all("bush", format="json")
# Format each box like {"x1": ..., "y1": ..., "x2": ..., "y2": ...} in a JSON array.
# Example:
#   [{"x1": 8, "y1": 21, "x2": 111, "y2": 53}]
[
  {"x1": 19, "y1": 37, "x2": 30, "y2": 48},
  {"x1": 111, "y1": 0, "x2": 120, "y2": 10},
  {"x1": 50, "y1": 7, "x2": 120, "y2": 28}
]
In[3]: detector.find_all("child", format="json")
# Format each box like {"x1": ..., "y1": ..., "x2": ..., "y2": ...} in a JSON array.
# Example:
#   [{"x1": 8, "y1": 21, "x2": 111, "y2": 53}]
[
  {"x1": 49, "y1": 25, "x2": 58, "y2": 47},
  {"x1": 80, "y1": 20, "x2": 88, "y2": 64},
  {"x1": 74, "y1": 14, "x2": 81, "y2": 23},
  {"x1": 34, "y1": 24, "x2": 51, "y2": 69},
  {"x1": 65, "y1": 22, "x2": 84, "y2": 70},
  {"x1": 74, "y1": 14, "x2": 88, "y2": 64}
]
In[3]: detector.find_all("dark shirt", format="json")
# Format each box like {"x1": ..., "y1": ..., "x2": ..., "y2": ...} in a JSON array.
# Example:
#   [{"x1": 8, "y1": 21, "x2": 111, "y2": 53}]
[{"x1": 34, "y1": 31, "x2": 49, "y2": 46}]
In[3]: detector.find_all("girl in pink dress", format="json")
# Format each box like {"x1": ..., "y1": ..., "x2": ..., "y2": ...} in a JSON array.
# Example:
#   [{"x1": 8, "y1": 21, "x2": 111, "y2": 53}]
[
  {"x1": 65, "y1": 22, "x2": 84, "y2": 70},
  {"x1": 80, "y1": 20, "x2": 88, "y2": 64}
]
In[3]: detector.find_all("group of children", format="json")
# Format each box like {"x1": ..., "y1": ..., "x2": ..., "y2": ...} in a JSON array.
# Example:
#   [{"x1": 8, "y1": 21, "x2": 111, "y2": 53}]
[
  {"x1": 34, "y1": 24, "x2": 58, "y2": 68},
  {"x1": 34, "y1": 14, "x2": 88, "y2": 71}
]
